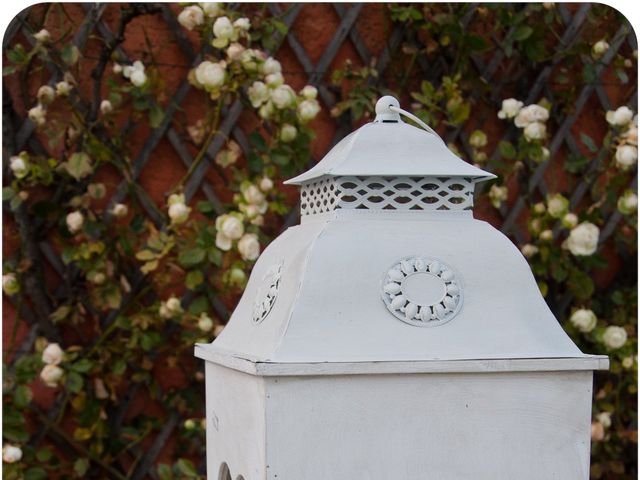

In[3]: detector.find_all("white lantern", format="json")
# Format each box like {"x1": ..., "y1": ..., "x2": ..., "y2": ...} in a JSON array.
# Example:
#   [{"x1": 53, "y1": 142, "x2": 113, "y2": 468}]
[{"x1": 195, "y1": 96, "x2": 608, "y2": 480}]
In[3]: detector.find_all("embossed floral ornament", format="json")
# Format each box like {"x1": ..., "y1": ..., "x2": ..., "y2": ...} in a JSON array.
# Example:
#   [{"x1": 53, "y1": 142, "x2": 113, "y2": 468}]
[
  {"x1": 252, "y1": 263, "x2": 282, "y2": 324},
  {"x1": 381, "y1": 256, "x2": 462, "y2": 327}
]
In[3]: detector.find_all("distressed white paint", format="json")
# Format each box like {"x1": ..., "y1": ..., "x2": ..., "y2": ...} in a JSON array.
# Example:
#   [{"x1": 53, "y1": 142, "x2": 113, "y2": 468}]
[{"x1": 195, "y1": 96, "x2": 607, "y2": 480}]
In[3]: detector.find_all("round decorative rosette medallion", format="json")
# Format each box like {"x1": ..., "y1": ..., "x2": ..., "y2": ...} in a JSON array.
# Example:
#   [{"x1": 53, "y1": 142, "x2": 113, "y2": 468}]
[
  {"x1": 381, "y1": 256, "x2": 463, "y2": 327},
  {"x1": 252, "y1": 262, "x2": 283, "y2": 324}
]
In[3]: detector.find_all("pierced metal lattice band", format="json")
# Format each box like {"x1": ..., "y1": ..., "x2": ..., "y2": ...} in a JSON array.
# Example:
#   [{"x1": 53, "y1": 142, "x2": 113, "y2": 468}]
[{"x1": 300, "y1": 176, "x2": 475, "y2": 216}]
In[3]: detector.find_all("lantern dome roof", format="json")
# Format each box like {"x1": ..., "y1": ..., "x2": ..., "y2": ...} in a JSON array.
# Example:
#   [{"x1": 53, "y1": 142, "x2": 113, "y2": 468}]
[
  {"x1": 195, "y1": 97, "x2": 607, "y2": 376},
  {"x1": 286, "y1": 96, "x2": 495, "y2": 185}
]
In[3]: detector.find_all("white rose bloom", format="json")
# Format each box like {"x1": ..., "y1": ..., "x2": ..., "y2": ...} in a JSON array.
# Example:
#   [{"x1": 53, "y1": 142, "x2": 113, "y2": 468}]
[
  {"x1": 33, "y1": 29, "x2": 51, "y2": 43},
  {"x1": 168, "y1": 202, "x2": 191, "y2": 224},
  {"x1": 523, "y1": 121, "x2": 546, "y2": 141},
  {"x1": 239, "y1": 48, "x2": 261, "y2": 72},
  {"x1": 56, "y1": 81, "x2": 72, "y2": 96},
  {"x1": 178, "y1": 5, "x2": 204, "y2": 31},
  {"x1": 617, "y1": 190, "x2": 638, "y2": 215},
  {"x1": 28, "y1": 104, "x2": 46, "y2": 126},
  {"x1": 497, "y1": 98, "x2": 524, "y2": 119},
  {"x1": 622, "y1": 356, "x2": 634, "y2": 369},
  {"x1": 112, "y1": 63, "x2": 123, "y2": 74},
  {"x1": 259, "y1": 177, "x2": 274, "y2": 192},
  {"x1": 514, "y1": 104, "x2": 549, "y2": 128},
  {"x1": 248, "y1": 81, "x2": 269, "y2": 108},
  {"x1": 37, "y1": 85, "x2": 55, "y2": 105},
  {"x1": 2, "y1": 445, "x2": 22, "y2": 463},
  {"x1": 238, "y1": 233, "x2": 260, "y2": 261},
  {"x1": 233, "y1": 17, "x2": 250, "y2": 31},
  {"x1": 533, "y1": 202, "x2": 546, "y2": 214},
  {"x1": 562, "y1": 212, "x2": 578, "y2": 229},
  {"x1": 591, "y1": 421, "x2": 605, "y2": 441},
  {"x1": 596, "y1": 412, "x2": 612, "y2": 429},
  {"x1": 200, "y1": 2, "x2": 221, "y2": 17},
  {"x1": 592, "y1": 39, "x2": 609, "y2": 58},
  {"x1": 615, "y1": 144, "x2": 637, "y2": 169},
  {"x1": 213, "y1": 16, "x2": 234, "y2": 40},
  {"x1": 166, "y1": 296, "x2": 182, "y2": 315},
  {"x1": 602, "y1": 325, "x2": 627, "y2": 350},
  {"x1": 100, "y1": 99, "x2": 113, "y2": 114},
  {"x1": 262, "y1": 57, "x2": 281, "y2": 75},
  {"x1": 259, "y1": 101, "x2": 274, "y2": 120},
  {"x1": 520, "y1": 244, "x2": 539, "y2": 258},
  {"x1": 42, "y1": 342, "x2": 64, "y2": 365},
  {"x1": 198, "y1": 313, "x2": 214, "y2": 332},
  {"x1": 566, "y1": 222, "x2": 599, "y2": 256},
  {"x1": 3, "y1": 273, "x2": 19, "y2": 295},
  {"x1": 195, "y1": 61, "x2": 226, "y2": 90},
  {"x1": 547, "y1": 193, "x2": 568, "y2": 218},
  {"x1": 240, "y1": 203, "x2": 260, "y2": 219},
  {"x1": 40, "y1": 364, "x2": 64, "y2": 387},
  {"x1": 221, "y1": 215, "x2": 244, "y2": 240},
  {"x1": 280, "y1": 123, "x2": 297, "y2": 143},
  {"x1": 130, "y1": 69, "x2": 147, "y2": 87},
  {"x1": 469, "y1": 130, "x2": 488, "y2": 148},
  {"x1": 226, "y1": 42, "x2": 245, "y2": 61},
  {"x1": 265, "y1": 72, "x2": 284, "y2": 87},
  {"x1": 251, "y1": 214, "x2": 264, "y2": 226},
  {"x1": 300, "y1": 85, "x2": 318, "y2": 100},
  {"x1": 215, "y1": 231, "x2": 232, "y2": 251},
  {"x1": 540, "y1": 229, "x2": 553, "y2": 241},
  {"x1": 606, "y1": 106, "x2": 634, "y2": 126},
  {"x1": 10, "y1": 156, "x2": 28, "y2": 178},
  {"x1": 242, "y1": 184, "x2": 265, "y2": 205},
  {"x1": 271, "y1": 85, "x2": 296, "y2": 109},
  {"x1": 623, "y1": 125, "x2": 638, "y2": 145},
  {"x1": 489, "y1": 184, "x2": 508, "y2": 208},
  {"x1": 570, "y1": 309, "x2": 597, "y2": 333},
  {"x1": 66, "y1": 211, "x2": 84, "y2": 233},
  {"x1": 297, "y1": 99, "x2": 321, "y2": 122},
  {"x1": 111, "y1": 203, "x2": 128, "y2": 218}
]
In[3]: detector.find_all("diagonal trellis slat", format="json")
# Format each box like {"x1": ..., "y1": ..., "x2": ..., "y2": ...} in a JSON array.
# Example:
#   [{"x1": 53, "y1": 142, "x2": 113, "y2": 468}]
[{"x1": 2, "y1": 3, "x2": 636, "y2": 479}]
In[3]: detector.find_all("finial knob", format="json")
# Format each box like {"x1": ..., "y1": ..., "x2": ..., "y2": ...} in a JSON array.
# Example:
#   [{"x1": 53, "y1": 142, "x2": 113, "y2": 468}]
[{"x1": 374, "y1": 95, "x2": 401, "y2": 122}]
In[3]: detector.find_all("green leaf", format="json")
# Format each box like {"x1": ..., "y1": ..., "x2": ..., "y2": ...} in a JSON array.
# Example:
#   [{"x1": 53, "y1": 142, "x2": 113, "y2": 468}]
[
  {"x1": 498, "y1": 141, "x2": 516, "y2": 160},
  {"x1": 36, "y1": 448, "x2": 53, "y2": 462},
  {"x1": 157, "y1": 464, "x2": 173, "y2": 480},
  {"x1": 178, "y1": 248, "x2": 206, "y2": 268},
  {"x1": 580, "y1": 133, "x2": 598, "y2": 153},
  {"x1": 14, "y1": 385, "x2": 33, "y2": 408},
  {"x1": 567, "y1": 268, "x2": 595, "y2": 300},
  {"x1": 565, "y1": 154, "x2": 589, "y2": 173},
  {"x1": 50, "y1": 305, "x2": 72, "y2": 323},
  {"x1": 64, "y1": 152, "x2": 93, "y2": 180},
  {"x1": 149, "y1": 104, "x2": 165, "y2": 129},
  {"x1": 2, "y1": 187, "x2": 15, "y2": 201},
  {"x1": 74, "y1": 458, "x2": 90, "y2": 477},
  {"x1": 66, "y1": 371, "x2": 84, "y2": 394},
  {"x1": 185, "y1": 270, "x2": 204, "y2": 290},
  {"x1": 3, "y1": 425, "x2": 29, "y2": 442},
  {"x1": 513, "y1": 25, "x2": 533, "y2": 41},
  {"x1": 176, "y1": 459, "x2": 197, "y2": 477},
  {"x1": 197, "y1": 201, "x2": 215, "y2": 214},
  {"x1": 61, "y1": 44, "x2": 80, "y2": 65},
  {"x1": 71, "y1": 359, "x2": 93, "y2": 373},
  {"x1": 188, "y1": 296, "x2": 209, "y2": 315},
  {"x1": 25, "y1": 468, "x2": 48, "y2": 480}
]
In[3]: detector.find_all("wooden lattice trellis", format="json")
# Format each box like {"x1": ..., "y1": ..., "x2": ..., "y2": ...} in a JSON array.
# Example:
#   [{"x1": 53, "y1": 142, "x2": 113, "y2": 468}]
[{"x1": 2, "y1": 3, "x2": 637, "y2": 478}]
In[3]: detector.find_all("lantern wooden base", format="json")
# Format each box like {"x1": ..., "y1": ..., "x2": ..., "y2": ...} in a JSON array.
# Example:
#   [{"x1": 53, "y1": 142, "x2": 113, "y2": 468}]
[{"x1": 204, "y1": 358, "x2": 597, "y2": 480}]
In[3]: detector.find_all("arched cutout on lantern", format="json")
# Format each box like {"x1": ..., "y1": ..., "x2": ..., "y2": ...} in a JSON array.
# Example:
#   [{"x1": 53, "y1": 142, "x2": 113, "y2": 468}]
[{"x1": 218, "y1": 462, "x2": 231, "y2": 480}]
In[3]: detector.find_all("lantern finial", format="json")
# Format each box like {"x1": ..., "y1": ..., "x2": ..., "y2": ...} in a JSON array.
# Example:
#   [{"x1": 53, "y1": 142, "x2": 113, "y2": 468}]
[{"x1": 374, "y1": 95, "x2": 401, "y2": 122}]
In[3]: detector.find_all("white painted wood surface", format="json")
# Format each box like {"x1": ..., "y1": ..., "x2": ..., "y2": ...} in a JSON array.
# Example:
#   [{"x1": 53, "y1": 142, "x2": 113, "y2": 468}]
[{"x1": 204, "y1": 366, "x2": 594, "y2": 480}]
